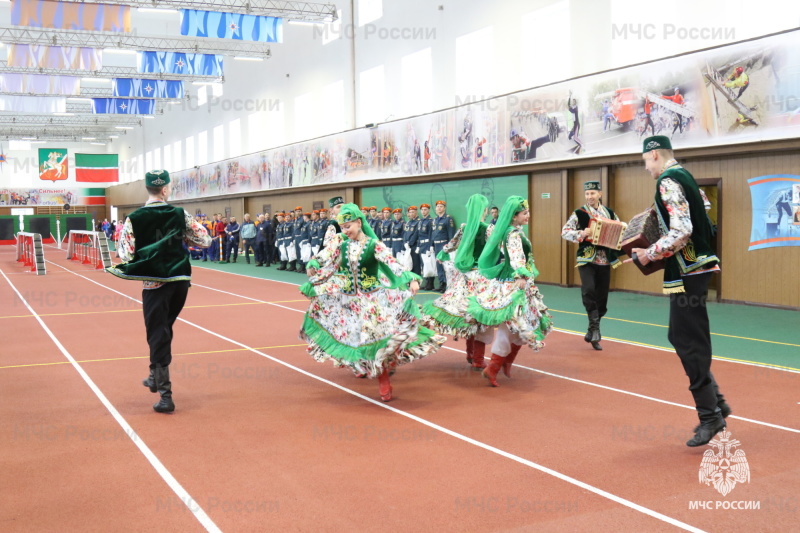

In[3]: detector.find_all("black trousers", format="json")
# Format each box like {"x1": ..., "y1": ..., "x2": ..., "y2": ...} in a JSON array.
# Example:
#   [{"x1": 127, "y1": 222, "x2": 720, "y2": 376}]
[
  {"x1": 578, "y1": 263, "x2": 611, "y2": 317},
  {"x1": 667, "y1": 273, "x2": 723, "y2": 422},
  {"x1": 142, "y1": 281, "x2": 190, "y2": 369}
]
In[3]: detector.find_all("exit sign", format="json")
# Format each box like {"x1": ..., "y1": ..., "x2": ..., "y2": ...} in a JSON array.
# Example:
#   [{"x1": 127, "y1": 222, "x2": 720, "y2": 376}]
[{"x1": 541, "y1": 193, "x2": 551, "y2": 199}]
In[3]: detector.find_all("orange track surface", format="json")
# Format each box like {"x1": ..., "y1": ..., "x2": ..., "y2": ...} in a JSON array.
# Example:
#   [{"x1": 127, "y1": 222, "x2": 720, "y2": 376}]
[{"x1": 1, "y1": 247, "x2": 798, "y2": 532}]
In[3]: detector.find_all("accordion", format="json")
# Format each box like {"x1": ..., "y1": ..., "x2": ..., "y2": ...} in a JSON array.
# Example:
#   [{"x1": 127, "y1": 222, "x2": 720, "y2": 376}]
[
  {"x1": 587, "y1": 217, "x2": 628, "y2": 250},
  {"x1": 620, "y1": 208, "x2": 665, "y2": 275}
]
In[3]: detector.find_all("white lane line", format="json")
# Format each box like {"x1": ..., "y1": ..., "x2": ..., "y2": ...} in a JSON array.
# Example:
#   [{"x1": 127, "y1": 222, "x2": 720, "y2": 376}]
[
  {"x1": 45, "y1": 260, "x2": 707, "y2": 533},
  {"x1": 190, "y1": 280, "x2": 800, "y2": 434},
  {"x1": 0, "y1": 268, "x2": 221, "y2": 533}
]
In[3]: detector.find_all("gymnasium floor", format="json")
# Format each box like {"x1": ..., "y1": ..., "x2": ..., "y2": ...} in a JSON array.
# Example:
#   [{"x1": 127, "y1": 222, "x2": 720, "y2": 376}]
[{"x1": 1, "y1": 245, "x2": 798, "y2": 532}]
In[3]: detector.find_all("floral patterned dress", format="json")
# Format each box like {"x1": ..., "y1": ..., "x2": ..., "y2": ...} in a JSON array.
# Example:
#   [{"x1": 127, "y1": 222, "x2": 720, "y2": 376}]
[
  {"x1": 467, "y1": 226, "x2": 552, "y2": 351},
  {"x1": 422, "y1": 225, "x2": 492, "y2": 339},
  {"x1": 300, "y1": 233, "x2": 445, "y2": 377}
]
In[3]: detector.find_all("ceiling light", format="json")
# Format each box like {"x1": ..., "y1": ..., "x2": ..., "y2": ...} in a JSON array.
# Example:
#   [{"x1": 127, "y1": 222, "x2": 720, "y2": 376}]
[
  {"x1": 109, "y1": 135, "x2": 119, "y2": 139},
  {"x1": 287, "y1": 20, "x2": 327, "y2": 26},
  {"x1": 137, "y1": 7, "x2": 180, "y2": 14},
  {"x1": 90, "y1": 142, "x2": 106, "y2": 146},
  {"x1": 82, "y1": 137, "x2": 96, "y2": 140},
  {"x1": 142, "y1": 116, "x2": 155, "y2": 119},
  {"x1": 115, "y1": 126, "x2": 134, "y2": 130}
]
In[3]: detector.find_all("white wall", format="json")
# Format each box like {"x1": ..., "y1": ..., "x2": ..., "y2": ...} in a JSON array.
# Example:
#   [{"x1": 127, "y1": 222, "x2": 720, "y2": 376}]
[{"x1": 3, "y1": 0, "x2": 799, "y2": 188}]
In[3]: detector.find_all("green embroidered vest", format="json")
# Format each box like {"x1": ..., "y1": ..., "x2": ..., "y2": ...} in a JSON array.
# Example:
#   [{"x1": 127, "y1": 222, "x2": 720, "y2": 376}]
[
  {"x1": 574, "y1": 206, "x2": 621, "y2": 266},
  {"x1": 336, "y1": 238, "x2": 383, "y2": 294},
  {"x1": 495, "y1": 227, "x2": 532, "y2": 280},
  {"x1": 655, "y1": 166, "x2": 719, "y2": 293},
  {"x1": 108, "y1": 203, "x2": 191, "y2": 283}
]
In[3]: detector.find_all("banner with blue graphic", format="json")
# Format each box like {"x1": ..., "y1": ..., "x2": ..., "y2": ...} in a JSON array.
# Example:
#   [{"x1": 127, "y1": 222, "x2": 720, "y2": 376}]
[
  {"x1": 748, "y1": 175, "x2": 800, "y2": 250},
  {"x1": 180, "y1": 9, "x2": 282, "y2": 43},
  {"x1": 137, "y1": 52, "x2": 223, "y2": 76},
  {"x1": 91, "y1": 98, "x2": 156, "y2": 115},
  {"x1": 112, "y1": 79, "x2": 184, "y2": 99}
]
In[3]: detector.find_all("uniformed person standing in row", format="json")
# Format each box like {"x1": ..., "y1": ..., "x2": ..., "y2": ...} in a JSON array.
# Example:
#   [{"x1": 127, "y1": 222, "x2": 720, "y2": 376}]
[
  {"x1": 368, "y1": 206, "x2": 381, "y2": 235},
  {"x1": 432, "y1": 200, "x2": 456, "y2": 292},
  {"x1": 403, "y1": 205, "x2": 421, "y2": 275},
  {"x1": 380, "y1": 207, "x2": 393, "y2": 241},
  {"x1": 418, "y1": 203, "x2": 435, "y2": 290},
  {"x1": 291, "y1": 206, "x2": 306, "y2": 273},
  {"x1": 390, "y1": 208, "x2": 405, "y2": 257},
  {"x1": 314, "y1": 209, "x2": 328, "y2": 253},
  {"x1": 275, "y1": 212, "x2": 289, "y2": 270}
]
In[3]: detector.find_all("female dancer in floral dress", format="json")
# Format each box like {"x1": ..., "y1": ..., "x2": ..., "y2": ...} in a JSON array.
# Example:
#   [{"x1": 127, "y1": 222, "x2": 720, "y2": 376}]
[
  {"x1": 423, "y1": 193, "x2": 494, "y2": 370},
  {"x1": 468, "y1": 195, "x2": 553, "y2": 386},
  {"x1": 299, "y1": 203, "x2": 445, "y2": 401}
]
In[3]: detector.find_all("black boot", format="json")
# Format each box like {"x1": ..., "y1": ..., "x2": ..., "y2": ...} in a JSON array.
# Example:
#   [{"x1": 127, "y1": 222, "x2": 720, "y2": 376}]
[
  {"x1": 153, "y1": 365, "x2": 175, "y2": 413},
  {"x1": 277, "y1": 261, "x2": 286, "y2": 271},
  {"x1": 436, "y1": 282, "x2": 447, "y2": 293},
  {"x1": 588, "y1": 310, "x2": 602, "y2": 350},
  {"x1": 693, "y1": 373, "x2": 731, "y2": 431},
  {"x1": 142, "y1": 368, "x2": 157, "y2": 393},
  {"x1": 686, "y1": 385, "x2": 724, "y2": 447},
  {"x1": 423, "y1": 278, "x2": 434, "y2": 291},
  {"x1": 286, "y1": 260, "x2": 296, "y2": 272}
]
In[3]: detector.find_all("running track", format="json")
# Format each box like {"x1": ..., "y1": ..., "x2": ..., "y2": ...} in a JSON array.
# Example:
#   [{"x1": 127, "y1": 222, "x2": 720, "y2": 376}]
[{"x1": 1, "y1": 245, "x2": 798, "y2": 532}]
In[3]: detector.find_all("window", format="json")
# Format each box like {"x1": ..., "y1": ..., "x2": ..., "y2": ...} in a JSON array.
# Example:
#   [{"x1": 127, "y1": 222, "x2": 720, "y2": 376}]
[
  {"x1": 248, "y1": 111, "x2": 266, "y2": 152},
  {"x1": 152, "y1": 147, "x2": 161, "y2": 170},
  {"x1": 211, "y1": 83, "x2": 223, "y2": 99},
  {"x1": 229, "y1": 118, "x2": 242, "y2": 157},
  {"x1": 162, "y1": 144, "x2": 172, "y2": 172},
  {"x1": 359, "y1": 65, "x2": 385, "y2": 126},
  {"x1": 321, "y1": 80, "x2": 345, "y2": 134},
  {"x1": 455, "y1": 27, "x2": 495, "y2": 99},
  {"x1": 294, "y1": 92, "x2": 313, "y2": 141},
  {"x1": 185, "y1": 135, "x2": 195, "y2": 167},
  {"x1": 197, "y1": 85, "x2": 208, "y2": 107},
  {"x1": 520, "y1": 2, "x2": 570, "y2": 87},
  {"x1": 322, "y1": 9, "x2": 342, "y2": 45},
  {"x1": 136, "y1": 154, "x2": 144, "y2": 179},
  {"x1": 401, "y1": 48, "x2": 432, "y2": 117},
  {"x1": 172, "y1": 140, "x2": 182, "y2": 170},
  {"x1": 197, "y1": 130, "x2": 208, "y2": 165},
  {"x1": 358, "y1": 0, "x2": 381, "y2": 26},
  {"x1": 213, "y1": 124, "x2": 225, "y2": 161},
  {"x1": 145, "y1": 150, "x2": 153, "y2": 171}
]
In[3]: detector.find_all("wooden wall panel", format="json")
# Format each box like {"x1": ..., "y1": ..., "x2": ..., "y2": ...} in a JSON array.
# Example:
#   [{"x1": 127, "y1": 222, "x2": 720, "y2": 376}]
[{"x1": 530, "y1": 171, "x2": 563, "y2": 284}]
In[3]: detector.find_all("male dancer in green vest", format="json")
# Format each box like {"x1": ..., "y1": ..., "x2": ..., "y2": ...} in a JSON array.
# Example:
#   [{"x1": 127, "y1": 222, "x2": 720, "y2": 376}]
[
  {"x1": 107, "y1": 170, "x2": 212, "y2": 413},
  {"x1": 627, "y1": 136, "x2": 730, "y2": 447},
  {"x1": 561, "y1": 181, "x2": 622, "y2": 350}
]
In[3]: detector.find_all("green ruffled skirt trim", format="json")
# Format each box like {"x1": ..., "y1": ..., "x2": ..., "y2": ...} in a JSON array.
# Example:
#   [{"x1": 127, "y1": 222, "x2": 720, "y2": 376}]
[
  {"x1": 421, "y1": 300, "x2": 479, "y2": 339},
  {"x1": 300, "y1": 298, "x2": 444, "y2": 377},
  {"x1": 466, "y1": 291, "x2": 526, "y2": 326}
]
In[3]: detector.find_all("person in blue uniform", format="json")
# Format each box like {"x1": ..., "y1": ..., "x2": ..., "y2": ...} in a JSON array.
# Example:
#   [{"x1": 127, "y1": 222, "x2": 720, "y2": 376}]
[
  {"x1": 390, "y1": 208, "x2": 405, "y2": 257},
  {"x1": 403, "y1": 205, "x2": 421, "y2": 275},
  {"x1": 291, "y1": 206, "x2": 306, "y2": 273},
  {"x1": 418, "y1": 203, "x2": 435, "y2": 290},
  {"x1": 255, "y1": 212, "x2": 275, "y2": 267},
  {"x1": 431, "y1": 200, "x2": 456, "y2": 292},
  {"x1": 276, "y1": 212, "x2": 290, "y2": 270},
  {"x1": 380, "y1": 207, "x2": 393, "y2": 241}
]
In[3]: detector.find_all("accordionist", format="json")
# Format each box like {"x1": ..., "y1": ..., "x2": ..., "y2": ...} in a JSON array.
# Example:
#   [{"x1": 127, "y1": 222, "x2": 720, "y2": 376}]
[{"x1": 560, "y1": 180, "x2": 622, "y2": 351}]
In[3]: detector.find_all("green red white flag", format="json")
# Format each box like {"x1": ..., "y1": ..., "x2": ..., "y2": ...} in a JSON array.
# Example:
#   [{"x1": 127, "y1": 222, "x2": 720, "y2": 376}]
[{"x1": 75, "y1": 153, "x2": 119, "y2": 182}]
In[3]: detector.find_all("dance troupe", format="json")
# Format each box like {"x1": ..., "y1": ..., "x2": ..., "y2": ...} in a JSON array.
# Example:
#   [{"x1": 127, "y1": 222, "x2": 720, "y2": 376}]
[
  {"x1": 298, "y1": 193, "x2": 552, "y2": 402},
  {"x1": 112, "y1": 137, "x2": 727, "y2": 448}
]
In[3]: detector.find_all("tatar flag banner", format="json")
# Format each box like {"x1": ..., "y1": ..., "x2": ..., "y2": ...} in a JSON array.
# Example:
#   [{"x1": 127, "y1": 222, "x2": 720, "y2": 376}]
[
  {"x1": 39, "y1": 148, "x2": 69, "y2": 182},
  {"x1": 75, "y1": 154, "x2": 119, "y2": 183},
  {"x1": 7, "y1": 44, "x2": 102, "y2": 70},
  {"x1": 138, "y1": 52, "x2": 223, "y2": 76},
  {"x1": 180, "y1": 9, "x2": 283, "y2": 43},
  {"x1": 91, "y1": 98, "x2": 156, "y2": 115},
  {"x1": 0, "y1": 73, "x2": 80, "y2": 96},
  {"x1": 0, "y1": 95, "x2": 66, "y2": 113},
  {"x1": 747, "y1": 175, "x2": 800, "y2": 250},
  {"x1": 11, "y1": 0, "x2": 131, "y2": 32},
  {"x1": 112, "y1": 79, "x2": 184, "y2": 99}
]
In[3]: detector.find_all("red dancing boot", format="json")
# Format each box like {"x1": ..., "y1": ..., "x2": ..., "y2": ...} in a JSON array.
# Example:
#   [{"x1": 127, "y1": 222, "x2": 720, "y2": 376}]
[
  {"x1": 471, "y1": 341, "x2": 487, "y2": 371},
  {"x1": 378, "y1": 368, "x2": 393, "y2": 402},
  {"x1": 502, "y1": 344, "x2": 522, "y2": 378},
  {"x1": 482, "y1": 354, "x2": 506, "y2": 387},
  {"x1": 465, "y1": 337, "x2": 475, "y2": 364}
]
